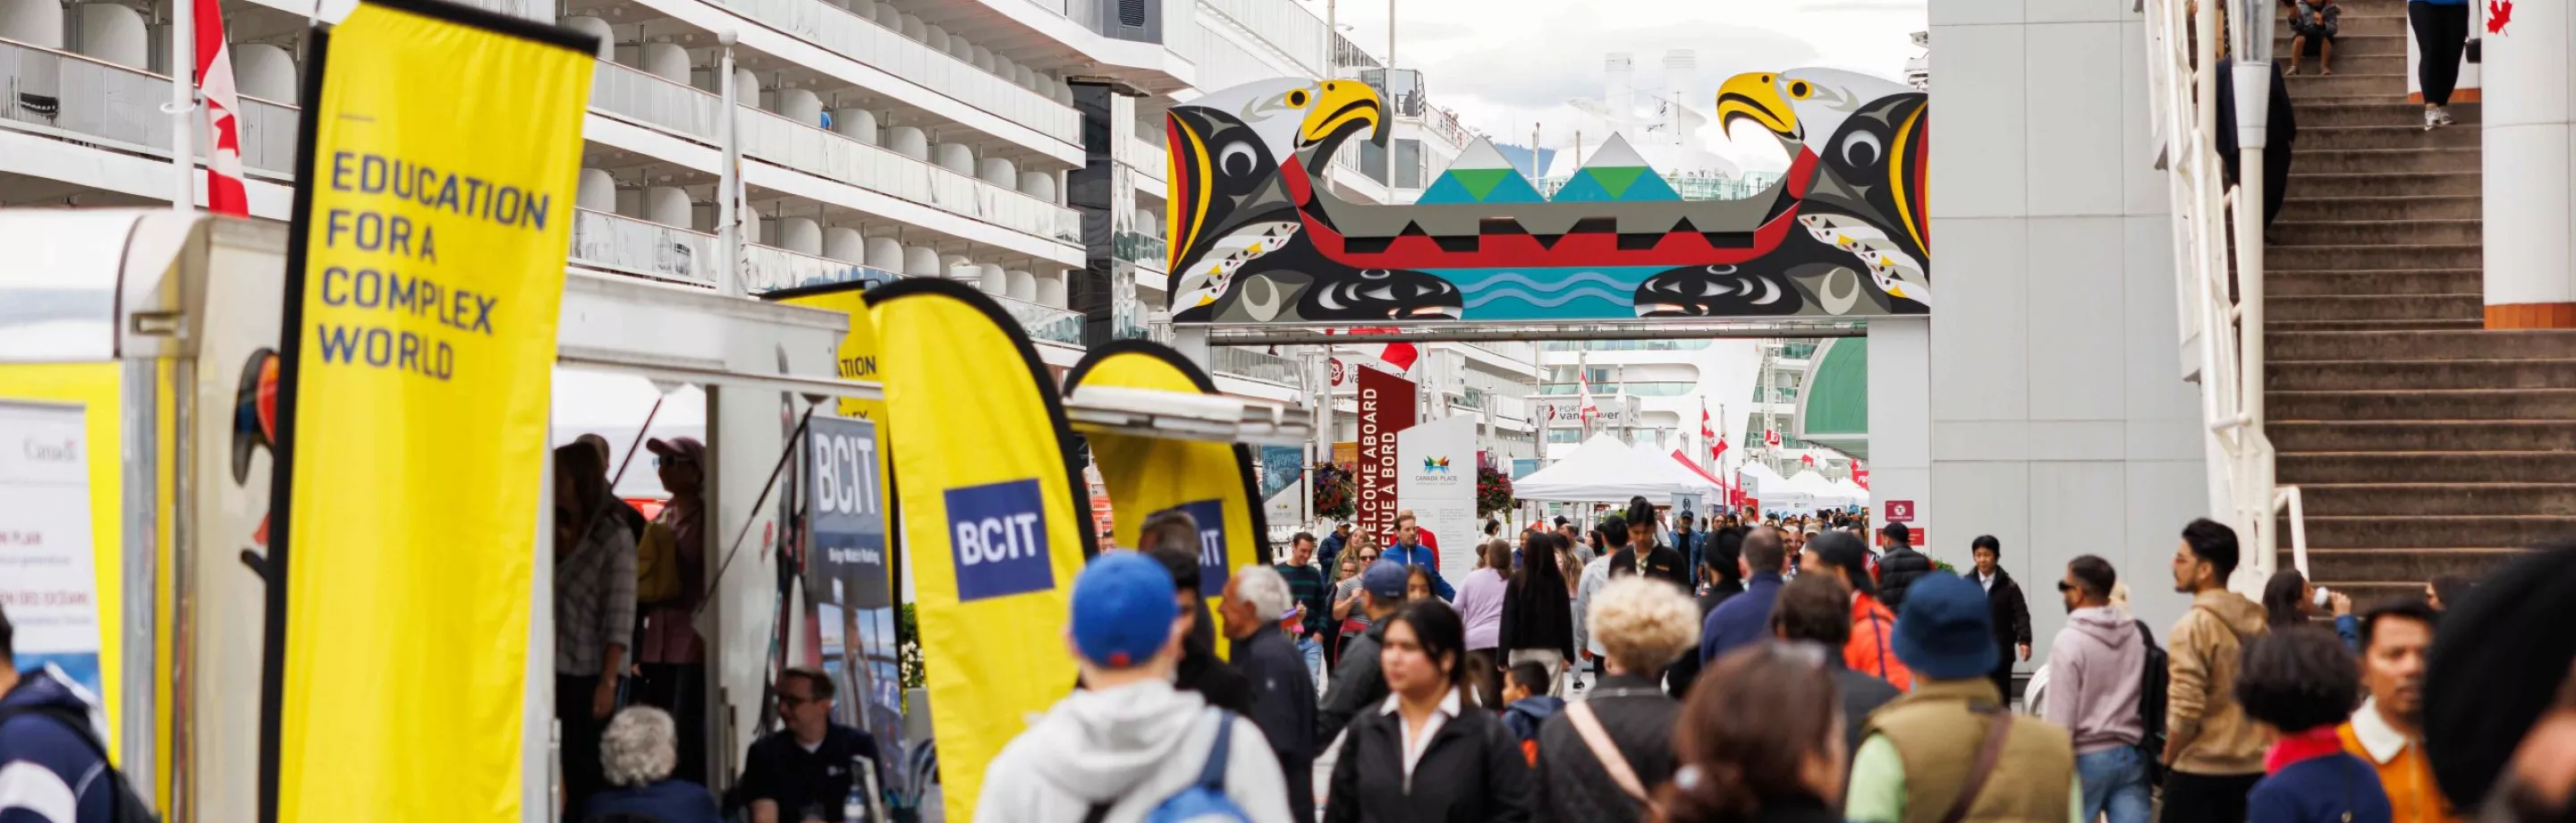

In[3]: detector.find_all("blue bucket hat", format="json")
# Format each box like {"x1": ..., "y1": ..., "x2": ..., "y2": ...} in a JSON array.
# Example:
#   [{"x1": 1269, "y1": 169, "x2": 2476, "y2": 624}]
[
  {"x1": 1072, "y1": 553, "x2": 1180, "y2": 668},
  {"x1": 1891, "y1": 574, "x2": 1997, "y2": 681}
]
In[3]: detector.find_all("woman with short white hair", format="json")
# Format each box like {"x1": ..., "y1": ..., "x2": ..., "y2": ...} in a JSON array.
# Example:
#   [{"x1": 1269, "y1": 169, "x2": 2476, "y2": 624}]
[
  {"x1": 580, "y1": 706, "x2": 722, "y2": 823},
  {"x1": 1532, "y1": 577, "x2": 1704, "y2": 820}
]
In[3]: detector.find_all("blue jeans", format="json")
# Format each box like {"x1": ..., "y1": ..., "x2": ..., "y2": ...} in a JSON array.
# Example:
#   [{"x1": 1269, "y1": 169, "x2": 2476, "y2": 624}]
[
  {"x1": 2077, "y1": 746, "x2": 2153, "y2": 823},
  {"x1": 1298, "y1": 635, "x2": 1325, "y2": 691}
]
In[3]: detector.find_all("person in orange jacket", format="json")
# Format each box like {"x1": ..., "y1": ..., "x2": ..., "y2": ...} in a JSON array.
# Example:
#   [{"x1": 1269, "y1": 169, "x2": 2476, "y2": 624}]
[{"x1": 1801, "y1": 530, "x2": 1914, "y2": 691}]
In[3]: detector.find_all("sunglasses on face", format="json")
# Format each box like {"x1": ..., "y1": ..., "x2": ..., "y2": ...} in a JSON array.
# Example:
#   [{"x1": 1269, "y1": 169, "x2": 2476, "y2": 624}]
[
  {"x1": 1358, "y1": 554, "x2": 1379, "y2": 563},
  {"x1": 655, "y1": 454, "x2": 696, "y2": 469},
  {"x1": 2055, "y1": 581, "x2": 2076, "y2": 593}
]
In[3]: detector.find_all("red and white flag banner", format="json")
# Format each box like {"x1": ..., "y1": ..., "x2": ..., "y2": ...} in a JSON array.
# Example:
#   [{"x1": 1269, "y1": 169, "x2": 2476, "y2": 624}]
[{"x1": 193, "y1": 0, "x2": 249, "y2": 216}]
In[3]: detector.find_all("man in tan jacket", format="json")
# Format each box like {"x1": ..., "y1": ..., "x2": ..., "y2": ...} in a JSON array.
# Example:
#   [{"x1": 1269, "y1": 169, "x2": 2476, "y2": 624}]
[{"x1": 2160, "y1": 518, "x2": 2273, "y2": 823}]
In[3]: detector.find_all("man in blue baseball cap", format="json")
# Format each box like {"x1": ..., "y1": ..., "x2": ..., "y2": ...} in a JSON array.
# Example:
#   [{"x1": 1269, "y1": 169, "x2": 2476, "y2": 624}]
[
  {"x1": 1845, "y1": 574, "x2": 2079, "y2": 823},
  {"x1": 979, "y1": 552, "x2": 1292, "y2": 822},
  {"x1": 1317, "y1": 560, "x2": 1412, "y2": 746}
]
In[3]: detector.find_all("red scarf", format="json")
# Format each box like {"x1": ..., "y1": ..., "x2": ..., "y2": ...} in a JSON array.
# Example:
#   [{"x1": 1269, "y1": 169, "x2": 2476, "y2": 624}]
[{"x1": 2265, "y1": 726, "x2": 2345, "y2": 775}]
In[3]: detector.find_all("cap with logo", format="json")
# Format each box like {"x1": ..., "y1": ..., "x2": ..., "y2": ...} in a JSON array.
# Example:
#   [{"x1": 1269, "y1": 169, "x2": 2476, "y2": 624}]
[{"x1": 1071, "y1": 552, "x2": 1181, "y2": 668}]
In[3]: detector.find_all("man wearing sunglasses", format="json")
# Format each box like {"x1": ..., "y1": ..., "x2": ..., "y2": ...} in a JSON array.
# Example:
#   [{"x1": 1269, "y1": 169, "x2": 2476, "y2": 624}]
[{"x1": 2044, "y1": 556, "x2": 2151, "y2": 823}]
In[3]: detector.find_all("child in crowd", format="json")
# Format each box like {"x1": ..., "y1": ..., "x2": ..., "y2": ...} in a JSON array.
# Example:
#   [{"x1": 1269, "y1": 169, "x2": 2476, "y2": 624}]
[{"x1": 1498, "y1": 662, "x2": 1563, "y2": 768}]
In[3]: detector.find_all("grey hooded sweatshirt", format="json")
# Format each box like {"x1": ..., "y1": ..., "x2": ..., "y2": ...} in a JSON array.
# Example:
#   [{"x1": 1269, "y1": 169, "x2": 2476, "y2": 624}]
[
  {"x1": 976, "y1": 678, "x2": 1293, "y2": 823},
  {"x1": 2041, "y1": 605, "x2": 2148, "y2": 754}
]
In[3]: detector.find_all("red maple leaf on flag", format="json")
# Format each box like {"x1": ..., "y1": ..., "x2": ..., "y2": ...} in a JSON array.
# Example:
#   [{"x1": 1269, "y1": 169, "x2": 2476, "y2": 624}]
[{"x1": 2490, "y1": 0, "x2": 2512, "y2": 34}]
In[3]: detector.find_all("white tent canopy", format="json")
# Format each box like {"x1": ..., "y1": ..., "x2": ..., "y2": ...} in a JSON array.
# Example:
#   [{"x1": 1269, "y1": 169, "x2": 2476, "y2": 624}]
[
  {"x1": 1518, "y1": 435, "x2": 1723, "y2": 502},
  {"x1": 1788, "y1": 470, "x2": 1861, "y2": 507},
  {"x1": 1830, "y1": 477, "x2": 1871, "y2": 504}
]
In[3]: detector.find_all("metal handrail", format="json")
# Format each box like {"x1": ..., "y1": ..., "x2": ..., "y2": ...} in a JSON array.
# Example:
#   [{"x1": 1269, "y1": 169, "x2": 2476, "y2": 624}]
[{"x1": 2139, "y1": 0, "x2": 2304, "y2": 586}]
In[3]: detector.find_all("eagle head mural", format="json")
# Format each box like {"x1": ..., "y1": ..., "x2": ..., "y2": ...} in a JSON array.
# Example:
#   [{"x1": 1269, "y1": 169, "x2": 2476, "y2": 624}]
[{"x1": 1164, "y1": 68, "x2": 1928, "y2": 326}]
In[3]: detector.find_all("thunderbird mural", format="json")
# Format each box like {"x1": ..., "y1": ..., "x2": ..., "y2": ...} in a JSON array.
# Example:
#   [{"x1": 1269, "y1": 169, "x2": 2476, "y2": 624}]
[{"x1": 1164, "y1": 69, "x2": 1929, "y2": 324}]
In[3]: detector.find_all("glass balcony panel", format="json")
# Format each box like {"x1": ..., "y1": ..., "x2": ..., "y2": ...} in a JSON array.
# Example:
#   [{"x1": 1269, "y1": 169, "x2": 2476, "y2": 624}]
[{"x1": 569, "y1": 208, "x2": 720, "y2": 286}]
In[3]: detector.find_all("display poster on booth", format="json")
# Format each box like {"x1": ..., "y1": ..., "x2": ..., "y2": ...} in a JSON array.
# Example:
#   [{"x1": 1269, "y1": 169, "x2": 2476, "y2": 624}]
[
  {"x1": 805, "y1": 416, "x2": 902, "y2": 780},
  {"x1": 0, "y1": 401, "x2": 104, "y2": 698},
  {"x1": 1396, "y1": 415, "x2": 1478, "y2": 583}
]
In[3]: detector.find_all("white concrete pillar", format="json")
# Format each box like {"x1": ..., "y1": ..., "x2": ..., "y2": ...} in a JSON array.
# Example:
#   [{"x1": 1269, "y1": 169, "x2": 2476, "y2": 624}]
[
  {"x1": 934, "y1": 142, "x2": 975, "y2": 174},
  {"x1": 0, "y1": 0, "x2": 64, "y2": 48},
  {"x1": 1004, "y1": 269, "x2": 1038, "y2": 301},
  {"x1": 775, "y1": 87, "x2": 823, "y2": 123},
  {"x1": 779, "y1": 216, "x2": 824, "y2": 255},
  {"x1": 577, "y1": 169, "x2": 617, "y2": 213},
  {"x1": 641, "y1": 186, "x2": 692, "y2": 227},
  {"x1": 886, "y1": 127, "x2": 929, "y2": 160},
  {"x1": 563, "y1": 15, "x2": 614, "y2": 59},
  {"x1": 639, "y1": 42, "x2": 690, "y2": 83},
  {"x1": 1018, "y1": 171, "x2": 1056, "y2": 201},
  {"x1": 233, "y1": 43, "x2": 298, "y2": 103},
  {"x1": 1867, "y1": 316, "x2": 1931, "y2": 543},
  {"x1": 1036, "y1": 271, "x2": 1068, "y2": 308},
  {"x1": 866, "y1": 237, "x2": 906, "y2": 271},
  {"x1": 979, "y1": 157, "x2": 1016, "y2": 187},
  {"x1": 2483, "y1": 4, "x2": 2576, "y2": 327},
  {"x1": 73, "y1": 3, "x2": 146, "y2": 69},
  {"x1": 823, "y1": 226, "x2": 865, "y2": 262},
  {"x1": 830, "y1": 107, "x2": 879, "y2": 144},
  {"x1": 902, "y1": 245, "x2": 942, "y2": 276},
  {"x1": 978, "y1": 264, "x2": 1009, "y2": 294}
]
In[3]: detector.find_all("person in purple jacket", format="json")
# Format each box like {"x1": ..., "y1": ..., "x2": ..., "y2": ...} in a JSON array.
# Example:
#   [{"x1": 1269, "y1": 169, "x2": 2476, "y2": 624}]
[{"x1": 2045, "y1": 556, "x2": 2151, "y2": 823}]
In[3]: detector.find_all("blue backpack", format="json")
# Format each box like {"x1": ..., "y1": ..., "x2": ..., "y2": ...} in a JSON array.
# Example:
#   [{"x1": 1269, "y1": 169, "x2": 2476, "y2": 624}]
[{"x1": 1081, "y1": 709, "x2": 1253, "y2": 823}]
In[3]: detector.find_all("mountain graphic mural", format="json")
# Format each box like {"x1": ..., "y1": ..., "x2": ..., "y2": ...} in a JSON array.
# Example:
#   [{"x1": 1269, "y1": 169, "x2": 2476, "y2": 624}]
[
  {"x1": 1548, "y1": 134, "x2": 1682, "y2": 203},
  {"x1": 1417, "y1": 137, "x2": 1548, "y2": 205}
]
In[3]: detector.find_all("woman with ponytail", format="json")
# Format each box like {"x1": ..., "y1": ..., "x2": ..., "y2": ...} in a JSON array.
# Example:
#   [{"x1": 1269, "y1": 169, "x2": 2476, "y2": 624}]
[{"x1": 1657, "y1": 642, "x2": 1848, "y2": 823}]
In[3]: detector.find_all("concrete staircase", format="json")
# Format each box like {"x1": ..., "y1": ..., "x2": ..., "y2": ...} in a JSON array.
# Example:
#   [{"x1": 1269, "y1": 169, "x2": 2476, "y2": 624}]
[{"x1": 2261, "y1": 0, "x2": 2575, "y2": 602}]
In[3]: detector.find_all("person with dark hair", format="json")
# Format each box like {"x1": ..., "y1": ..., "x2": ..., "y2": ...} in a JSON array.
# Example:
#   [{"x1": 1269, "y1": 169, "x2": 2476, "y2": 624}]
[
  {"x1": 1846, "y1": 576, "x2": 2078, "y2": 823},
  {"x1": 2262, "y1": 569, "x2": 2359, "y2": 650},
  {"x1": 1499, "y1": 531, "x2": 1577, "y2": 697},
  {"x1": 2426, "y1": 575, "x2": 2470, "y2": 613},
  {"x1": 1665, "y1": 528, "x2": 1749, "y2": 698},
  {"x1": 1318, "y1": 561, "x2": 1411, "y2": 745},
  {"x1": 1319, "y1": 522, "x2": 1353, "y2": 572},
  {"x1": 1131, "y1": 534, "x2": 1255, "y2": 715},
  {"x1": 1804, "y1": 530, "x2": 1911, "y2": 691},
  {"x1": 980, "y1": 554, "x2": 1292, "y2": 822},
  {"x1": 1674, "y1": 511, "x2": 1705, "y2": 588},
  {"x1": 2337, "y1": 600, "x2": 2449, "y2": 823},
  {"x1": 1499, "y1": 661, "x2": 1563, "y2": 751},
  {"x1": 2046, "y1": 555, "x2": 2150, "y2": 823},
  {"x1": 1454, "y1": 539, "x2": 1514, "y2": 708},
  {"x1": 1701, "y1": 526, "x2": 1789, "y2": 664},
  {"x1": 1969, "y1": 535, "x2": 2034, "y2": 700},
  {"x1": 1611, "y1": 510, "x2": 1690, "y2": 591},
  {"x1": 1659, "y1": 642, "x2": 1850, "y2": 823},
  {"x1": 1572, "y1": 516, "x2": 1626, "y2": 690},
  {"x1": 0, "y1": 603, "x2": 135, "y2": 823},
  {"x1": 736, "y1": 667, "x2": 886, "y2": 823},
  {"x1": 1533, "y1": 578, "x2": 1699, "y2": 820},
  {"x1": 2235, "y1": 628, "x2": 2393, "y2": 823},
  {"x1": 555, "y1": 443, "x2": 639, "y2": 814},
  {"x1": 2164, "y1": 517, "x2": 2273, "y2": 823},
  {"x1": 1278, "y1": 531, "x2": 1332, "y2": 692},
  {"x1": 1874, "y1": 522, "x2": 1934, "y2": 613},
  {"x1": 639, "y1": 436, "x2": 709, "y2": 785},
  {"x1": 2421, "y1": 542, "x2": 2576, "y2": 822},
  {"x1": 1770, "y1": 574, "x2": 1901, "y2": 759},
  {"x1": 1385, "y1": 513, "x2": 1454, "y2": 601},
  {"x1": 1326, "y1": 600, "x2": 1534, "y2": 821}
]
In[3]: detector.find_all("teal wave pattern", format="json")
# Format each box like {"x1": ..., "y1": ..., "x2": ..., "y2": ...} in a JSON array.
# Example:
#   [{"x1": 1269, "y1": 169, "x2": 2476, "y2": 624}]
[{"x1": 1444, "y1": 267, "x2": 1669, "y2": 320}]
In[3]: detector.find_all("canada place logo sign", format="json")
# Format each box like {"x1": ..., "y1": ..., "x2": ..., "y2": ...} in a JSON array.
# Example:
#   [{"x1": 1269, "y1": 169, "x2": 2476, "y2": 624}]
[{"x1": 1421, "y1": 455, "x2": 1452, "y2": 474}]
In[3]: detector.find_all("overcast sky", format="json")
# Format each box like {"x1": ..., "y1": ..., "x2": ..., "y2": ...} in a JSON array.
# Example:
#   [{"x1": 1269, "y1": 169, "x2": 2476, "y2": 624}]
[{"x1": 1301, "y1": 0, "x2": 1927, "y2": 170}]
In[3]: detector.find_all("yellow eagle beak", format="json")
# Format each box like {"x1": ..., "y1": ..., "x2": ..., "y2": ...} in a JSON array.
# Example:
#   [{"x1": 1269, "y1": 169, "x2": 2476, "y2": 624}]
[
  {"x1": 1301, "y1": 80, "x2": 1385, "y2": 148},
  {"x1": 1716, "y1": 72, "x2": 1799, "y2": 140}
]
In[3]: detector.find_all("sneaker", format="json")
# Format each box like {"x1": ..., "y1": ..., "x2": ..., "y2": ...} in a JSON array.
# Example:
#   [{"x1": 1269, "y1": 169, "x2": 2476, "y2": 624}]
[
  {"x1": 2426, "y1": 106, "x2": 2443, "y2": 131},
  {"x1": 2438, "y1": 106, "x2": 2459, "y2": 126}
]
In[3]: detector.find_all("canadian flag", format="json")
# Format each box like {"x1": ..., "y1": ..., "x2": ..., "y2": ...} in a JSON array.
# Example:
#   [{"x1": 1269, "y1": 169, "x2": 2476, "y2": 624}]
[
  {"x1": 1577, "y1": 371, "x2": 1598, "y2": 422},
  {"x1": 1801, "y1": 454, "x2": 1818, "y2": 466},
  {"x1": 1765, "y1": 428, "x2": 1781, "y2": 447},
  {"x1": 1699, "y1": 401, "x2": 1715, "y2": 440},
  {"x1": 1711, "y1": 435, "x2": 1727, "y2": 461},
  {"x1": 1852, "y1": 462, "x2": 1869, "y2": 489},
  {"x1": 1334, "y1": 327, "x2": 1419, "y2": 373},
  {"x1": 193, "y1": 0, "x2": 249, "y2": 216}
]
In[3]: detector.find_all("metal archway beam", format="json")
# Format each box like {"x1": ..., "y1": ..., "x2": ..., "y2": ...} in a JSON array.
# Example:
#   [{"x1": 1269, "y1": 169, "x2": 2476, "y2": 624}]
[{"x1": 1197, "y1": 318, "x2": 1876, "y2": 344}]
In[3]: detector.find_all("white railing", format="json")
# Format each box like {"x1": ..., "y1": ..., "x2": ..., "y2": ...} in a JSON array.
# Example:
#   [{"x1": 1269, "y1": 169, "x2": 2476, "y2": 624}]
[
  {"x1": 991, "y1": 293, "x2": 1087, "y2": 346},
  {"x1": 741, "y1": 243, "x2": 900, "y2": 293},
  {"x1": 2139, "y1": 0, "x2": 2304, "y2": 584},
  {"x1": 0, "y1": 37, "x2": 299, "y2": 174},
  {"x1": 691, "y1": 0, "x2": 1079, "y2": 142},
  {"x1": 570, "y1": 208, "x2": 720, "y2": 285},
  {"x1": 1211, "y1": 346, "x2": 1299, "y2": 386},
  {"x1": 589, "y1": 62, "x2": 1080, "y2": 246}
]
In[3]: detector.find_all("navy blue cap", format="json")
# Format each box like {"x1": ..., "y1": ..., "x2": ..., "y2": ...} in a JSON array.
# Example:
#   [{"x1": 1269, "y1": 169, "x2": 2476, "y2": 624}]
[
  {"x1": 1361, "y1": 559, "x2": 1410, "y2": 600},
  {"x1": 1892, "y1": 574, "x2": 1997, "y2": 681},
  {"x1": 1072, "y1": 553, "x2": 1180, "y2": 668}
]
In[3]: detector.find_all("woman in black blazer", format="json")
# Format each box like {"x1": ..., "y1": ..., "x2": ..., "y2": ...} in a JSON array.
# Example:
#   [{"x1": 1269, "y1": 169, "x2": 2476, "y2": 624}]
[{"x1": 1326, "y1": 599, "x2": 1535, "y2": 822}]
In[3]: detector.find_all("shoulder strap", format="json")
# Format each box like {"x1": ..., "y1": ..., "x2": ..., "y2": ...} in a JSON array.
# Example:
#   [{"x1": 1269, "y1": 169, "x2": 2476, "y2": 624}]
[
  {"x1": 1196, "y1": 708, "x2": 1234, "y2": 790},
  {"x1": 1563, "y1": 702, "x2": 1662, "y2": 816},
  {"x1": 1936, "y1": 706, "x2": 2016, "y2": 823},
  {"x1": 1080, "y1": 803, "x2": 1114, "y2": 823}
]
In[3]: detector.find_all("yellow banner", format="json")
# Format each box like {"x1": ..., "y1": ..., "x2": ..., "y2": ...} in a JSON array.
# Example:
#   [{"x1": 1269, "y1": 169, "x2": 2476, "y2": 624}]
[
  {"x1": 867, "y1": 278, "x2": 1093, "y2": 821},
  {"x1": 765, "y1": 282, "x2": 894, "y2": 522},
  {"x1": 1063, "y1": 342, "x2": 1272, "y2": 641},
  {"x1": 267, "y1": 1, "x2": 597, "y2": 819}
]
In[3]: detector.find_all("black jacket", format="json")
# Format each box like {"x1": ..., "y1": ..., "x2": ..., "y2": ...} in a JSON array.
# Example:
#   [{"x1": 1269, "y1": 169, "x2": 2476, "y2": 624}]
[
  {"x1": 1606, "y1": 544, "x2": 1690, "y2": 592},
  {"x1": 1533, "y1": 674, "x2": 1679, "y2": 822},
  {"x1": 1663, "y1": 581, "x2": 1744, "y2": 699},
  {"x1": 1978, "y1": 566, "x2": 2034, "y2": 649},
  {"x1": 1827, "y1": 660, "x2": 1902, "y2": 758},
  {"x1": 1326, "y1": 691, "x2": 1535, "y2": 823},
  {"x1": 1498, "y1": 572, "x2": 1576, "y2": 661},
  {"x1": 1233, "y1": 628, "x2": 1318, "y2": 822},
  {"x1": 1875, "y1": 545, "x2": 1935, "y2": 613},
  {"x1": 1318, "y1": 621, "x2": 1390, "y2": 744}
]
